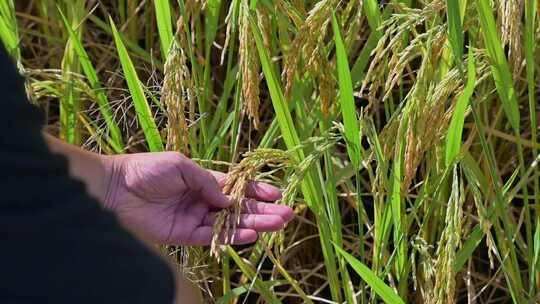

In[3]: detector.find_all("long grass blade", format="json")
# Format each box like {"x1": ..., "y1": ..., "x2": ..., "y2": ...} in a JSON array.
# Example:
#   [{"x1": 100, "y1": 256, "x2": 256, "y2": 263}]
[
  {"x1": 226, "y1": 247, "x2": 282, "y2": 304},
  {"x1": 217, "y1": 281, "x2": 286, "y2": 304},
  {"x1": 250, "y1": 15, "x2": 343, "y2": 303},
  {"x1": 476, "y1": 0, "x2": 520, "y2": 132},
  {"x1": 525, "y1": 0, "x2": 539, "y2": 293},
  {"x1": 58, "y1": 8, "x2": 124, "y2": 153},
  {"x1": 334, "y1": 244, "x2": 405, "y2": 304},
  {"x1": 154, "y1": 0, "x2": 174, "y2": 60},
  {"x1": 0, "y1": 0, "x2": 19, "y2": 60},
  {"x1": 445, "y1": 48, "x2": 475, "y2": 166},
  {"x1": 332, "y1": 13, "x2": 361, "y2": 169},
  {"x1": 200, "y1": 0, "x2": 222, "y2": 146},
  {"x1": 446, "y1": 0, "x2": 464, "y2": 64},
  {"x1": 332, "y1": 13, "x2": 363, "y2": 303},
  {"x1": 363, "y1": 0, "x2": 382, "y2": 35},
  {"x1": 110, "y1": 16, "x2": 164, "y2": 152},
  {"x1": 59, "y1": 0, "x2": 85, "y2": 145}
]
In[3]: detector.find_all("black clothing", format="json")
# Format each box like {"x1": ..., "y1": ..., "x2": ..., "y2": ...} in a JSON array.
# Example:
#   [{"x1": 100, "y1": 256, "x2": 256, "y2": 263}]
[{"x1": 0, "y1": 44, "x2": 174, "y2": 303}]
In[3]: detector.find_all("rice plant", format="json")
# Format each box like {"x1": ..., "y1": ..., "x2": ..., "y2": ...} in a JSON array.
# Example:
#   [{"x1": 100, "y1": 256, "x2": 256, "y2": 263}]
[{"x1": 4, "y1": 0, "x2": 540, "y2": 303}]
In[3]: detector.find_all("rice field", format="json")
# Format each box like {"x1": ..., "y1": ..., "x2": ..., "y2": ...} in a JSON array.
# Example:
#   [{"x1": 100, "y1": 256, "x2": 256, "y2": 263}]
[{"x1": 2, "y1": 0, "x2": 540, "y2": 303}]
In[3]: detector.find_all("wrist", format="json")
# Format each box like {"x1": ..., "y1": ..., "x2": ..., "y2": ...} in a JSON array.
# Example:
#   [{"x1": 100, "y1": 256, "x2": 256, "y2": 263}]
[{"x1": 102, "y1": 154, "x2": 126, "y2": 211}]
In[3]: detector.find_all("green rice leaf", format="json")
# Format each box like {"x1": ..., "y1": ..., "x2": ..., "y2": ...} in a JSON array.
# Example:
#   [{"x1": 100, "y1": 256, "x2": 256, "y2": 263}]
[
  {"x1": 476, "y1": 0, "x2": 520, "y2": 132},
  {"x1": 154, "y1": 0, "x2": 174, "y2": 60},
  {"x1": 205, "y1": 0, "x2": 221, "y2": 53},
  {"x1": 226, "y1": 247, "x2": 282, "y2": 304},
  {"x1": 251, "y1": 15, "x2": 344, "y2": 302},
  {"x1": 200, "y1": 0, "x2": 222, "y2": 144},
  {"x1": 533, "y1": 217, "x2": 540, "y2": 286},
  {"x1": 390, "y1": 113, "x2": 407, "y2": 280},
  {"x1": 250, "y1": 18, "x2": 300, "y2": 155},
  {"x1": 525, "y1": 0, "x2": 539, "y2": 290},
  {"x1": 334, "y1": 244, "x2": 405, "y2": 304},
  {"x1": 59, "y1": 0, "x2": 86, "y2": 145},
  {"x1": 59, "y1": 8, "x2": 124, "y2": 153},
  {"x1": 89, "y1": 14, "x2": 162, "y2": 69},
  {"x1": 363, "y1": 0, "x2": 382, "y2": 33},
  {"x1": 217, "y1": 281, "x2": 286, "y2": 304},
  {"x1": 455, "y1": 225, "x2": 483, "y2": 271},
  {"x1": 445, "y1": 48, "x2": 475, "y2": 166},
  {"x1": 0, "y1": 0, "x2": 19, "y2": 60},
  {"x1": 332, "y1": 13, "x2": 361, "y2": 169},
  {"x1": 446, "y1": 0, "x2": 464, "y2": 63},
  {"x1": 110, "y1": 16, "x2": 164, "y2": 152}
]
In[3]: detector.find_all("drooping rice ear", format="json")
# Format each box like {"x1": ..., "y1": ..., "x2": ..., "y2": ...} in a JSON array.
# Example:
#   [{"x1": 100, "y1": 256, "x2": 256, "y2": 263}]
[
  {"x1": 283, "y1": 0, "x2": 337, "y2": 98},
  {"x1": 239, "y1": 0, "x2": 261, "y2": 130},
  {"x1": 498, "y1": 0, "x2": 523, "y2": 78},
  {"x1": 210, "y1": 148, "x2": 294, "y2": 258},
  {"x1": 162, "y1": 18, "x2": 193, "y2": 155}
]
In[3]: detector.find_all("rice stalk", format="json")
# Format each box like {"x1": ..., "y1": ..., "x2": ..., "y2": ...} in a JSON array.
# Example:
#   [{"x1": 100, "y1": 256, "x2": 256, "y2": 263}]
[{"x1": 12, "y1": 1, "x2": 540, "y2": 302}]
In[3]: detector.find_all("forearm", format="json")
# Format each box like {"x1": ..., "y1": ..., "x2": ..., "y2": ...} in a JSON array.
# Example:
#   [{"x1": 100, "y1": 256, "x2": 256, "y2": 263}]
[
  {"x1": 43, "y1": 133, "x2": 114, "y2": 206},
  {"x1": 174, "y1": 274, "x2": 203, "y2": 304},
  {"x1": 43, "y1": 134, "x2": 201, "y2": 302}
]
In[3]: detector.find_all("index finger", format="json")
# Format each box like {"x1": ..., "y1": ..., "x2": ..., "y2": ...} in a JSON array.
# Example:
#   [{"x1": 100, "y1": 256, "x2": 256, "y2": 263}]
[
  {"x1": 180, "y1": 161, "x2": 231, "y2": 208},
  {"x1": 242, "y1": 200, "x2": 295, "y2": 222}
]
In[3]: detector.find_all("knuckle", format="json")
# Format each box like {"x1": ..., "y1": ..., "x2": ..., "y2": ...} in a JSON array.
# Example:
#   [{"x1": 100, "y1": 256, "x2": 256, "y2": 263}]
[{"x1": 168, "y1": 151, "x2": 187, "y2": 164}]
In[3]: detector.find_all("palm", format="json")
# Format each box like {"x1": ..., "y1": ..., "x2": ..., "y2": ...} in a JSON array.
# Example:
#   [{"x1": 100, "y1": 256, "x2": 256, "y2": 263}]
[{"x1": 107, "y1": 152, "x2": 293, "y2": 246}]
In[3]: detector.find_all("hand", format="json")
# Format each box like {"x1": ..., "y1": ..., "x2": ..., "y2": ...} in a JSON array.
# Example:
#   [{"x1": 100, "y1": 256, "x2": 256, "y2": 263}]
[{"x1": 104, "y1": 152, "x2": 294, "y2": 246}]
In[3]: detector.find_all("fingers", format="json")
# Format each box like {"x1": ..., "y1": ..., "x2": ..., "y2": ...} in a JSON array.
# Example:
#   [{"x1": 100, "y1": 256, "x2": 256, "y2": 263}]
[
  {"x1": 210, "y1": 171, "x2": 282, "y2": 201},
  {"x1": 180, "y1": 161, "x2": 231, "y2": 208},
  {"x1": 245, "y1": 181, "x2": 282, "y2": 201},
  {"x1": 185, "y1": 226, "x2": 258, "y2": 246},
  {"x1": 242, "y1": 200, "x2": 295, "y2": 222},
  {"x1": 203, "y1": 213, "x2": 286, "y2": 232},
  {"x1": 203, "y1": 200, "x2": 295, "y2": 231}
]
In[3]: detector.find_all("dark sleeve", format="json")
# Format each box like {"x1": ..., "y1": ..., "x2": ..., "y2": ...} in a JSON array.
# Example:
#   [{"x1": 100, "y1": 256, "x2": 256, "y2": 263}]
[{"x1": 0, "y1": 44, "x2": 175, "y2": 304}]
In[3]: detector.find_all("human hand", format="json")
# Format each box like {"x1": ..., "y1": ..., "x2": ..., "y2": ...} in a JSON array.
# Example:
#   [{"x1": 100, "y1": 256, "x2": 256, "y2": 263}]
[{"x1": 103, "y1": 152, "x2": 294, "y2": 246}]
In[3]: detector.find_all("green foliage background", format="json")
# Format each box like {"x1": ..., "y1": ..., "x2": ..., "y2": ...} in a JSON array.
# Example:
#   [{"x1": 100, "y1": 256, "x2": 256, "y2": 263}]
[{"x1": 2, "y1": 0, "x2": 540, "y2": 303}]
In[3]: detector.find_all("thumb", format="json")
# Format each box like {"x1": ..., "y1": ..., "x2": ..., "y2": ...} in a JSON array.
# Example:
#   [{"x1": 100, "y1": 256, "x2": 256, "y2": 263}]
[{"x1": 180, "y1": 159, "x2": 231, "y2": 208}]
